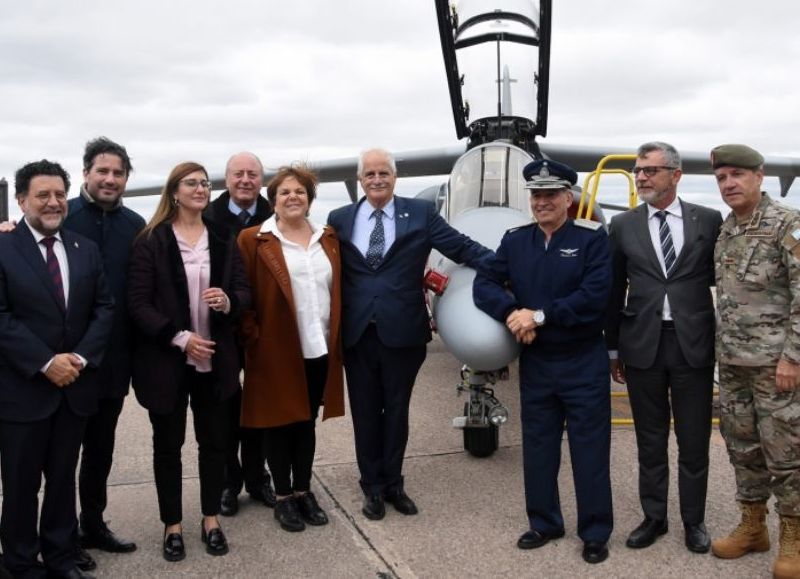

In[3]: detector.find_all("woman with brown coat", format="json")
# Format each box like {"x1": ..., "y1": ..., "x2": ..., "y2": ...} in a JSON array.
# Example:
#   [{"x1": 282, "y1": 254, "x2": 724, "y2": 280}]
[{"x1": 237, "y1": 164, "x2": 344, "y2": 533}]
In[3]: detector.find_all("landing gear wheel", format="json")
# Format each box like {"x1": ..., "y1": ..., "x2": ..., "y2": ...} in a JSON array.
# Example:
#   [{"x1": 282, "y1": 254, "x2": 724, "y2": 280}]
[{"x1": 462, "y1": 403, "x2": 499, "y2": 458}]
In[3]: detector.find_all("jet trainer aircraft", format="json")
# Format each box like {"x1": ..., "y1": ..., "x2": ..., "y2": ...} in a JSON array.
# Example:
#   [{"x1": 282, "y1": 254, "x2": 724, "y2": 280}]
[{"x1": 123, "y1": 0, "x2": 800, "y2": 457}]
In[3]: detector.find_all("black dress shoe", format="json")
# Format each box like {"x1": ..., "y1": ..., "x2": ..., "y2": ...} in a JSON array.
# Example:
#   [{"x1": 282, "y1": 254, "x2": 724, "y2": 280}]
[
  {"x1": 274, "y1": 497, "x2": 306, "y2": 532},
  {"x1": 79, "y1": 522, "x2": 137, "y2": 553},
  {"x1": 73, "y1": 546, "x2": 96, "y2": 572},
  {"x1": 362, "y1": 494, "x2": 385, "y2": 521},
  {"x1": 384, "y1": 490, "x2": 418, "y2": 515},
  {"x1": 248, "y1": 481, "x2": 277, "y2": 509},
  {"x1": 163, "y1": 529, "x2": 186, "y2": 562},
  {"x1": 516, "y1": 528, "x2": 566, "y2": 549},
  {"x1": 296, "y1": 492, "x2": 329, "y2": 526},
  {"x1": 626, "y1": 518, "x2": 668, "y2": 549},
  {"x1": 220, "y1": 488, "x2": 239, "y2": 517},
  {"x1": 684, "y1": 522, "x2": 711, "y2": 553},
  {"x1": 582, "y1": 541, "x2": 609, "y2": 564},
  {"x1": 201, "y1": 521, "x2": 229, "y2": 556}
]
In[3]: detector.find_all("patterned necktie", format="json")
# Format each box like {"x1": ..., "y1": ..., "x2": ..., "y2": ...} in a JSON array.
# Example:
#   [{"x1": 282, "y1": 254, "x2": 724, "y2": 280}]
[
  {"x1": 656, "y1": 211, "x2": 676, "y2": 276},
  {"x1": 365, "y1": 209, "x2": 385, "y2": 268},
  {"x1": 41, "y1": 237, "x2": 66, "y2": 310},
  {"x1": 237, "y1": 209, "x2": 250, "y2": 227}
]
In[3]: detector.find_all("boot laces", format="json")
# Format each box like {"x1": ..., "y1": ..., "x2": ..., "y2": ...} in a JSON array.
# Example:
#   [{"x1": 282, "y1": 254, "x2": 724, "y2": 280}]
[{"x1": 780, "y1": 518, "x2": 799, "y2": 557}]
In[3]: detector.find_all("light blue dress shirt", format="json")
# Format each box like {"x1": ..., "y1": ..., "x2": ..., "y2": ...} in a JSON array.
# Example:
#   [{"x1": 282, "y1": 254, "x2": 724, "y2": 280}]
[{"x1": 351, "y1": 197, "x2": 396, "y2": 259}]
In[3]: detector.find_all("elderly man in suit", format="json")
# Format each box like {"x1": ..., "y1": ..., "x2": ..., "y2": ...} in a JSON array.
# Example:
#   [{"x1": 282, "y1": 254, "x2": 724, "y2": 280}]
[
  {"x1": 327, "y1": 148, "x2": 491, "y2": 520},
  {"x1": 605, "y1": 142, "x2": 722, "y2": 554},
  {"x1": 0, "y1": 160, "x2": 114, "y2": 579}
]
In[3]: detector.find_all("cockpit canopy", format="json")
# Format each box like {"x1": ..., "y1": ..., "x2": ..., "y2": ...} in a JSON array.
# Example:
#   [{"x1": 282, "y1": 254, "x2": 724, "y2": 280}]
[{"x1": 446, "y1": 142, "x2": 534, "y2": 220}]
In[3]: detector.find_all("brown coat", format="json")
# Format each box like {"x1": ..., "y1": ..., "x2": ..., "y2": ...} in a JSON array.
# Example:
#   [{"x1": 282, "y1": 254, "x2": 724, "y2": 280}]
[{"x1": 237, "y1": 223, "x2": 344, "y2": 428}]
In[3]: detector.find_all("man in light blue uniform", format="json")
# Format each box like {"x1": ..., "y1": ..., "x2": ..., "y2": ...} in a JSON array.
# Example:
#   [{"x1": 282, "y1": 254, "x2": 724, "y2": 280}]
[{"x1": 474, "y1": 159, "x2": 613, "y2": 564}]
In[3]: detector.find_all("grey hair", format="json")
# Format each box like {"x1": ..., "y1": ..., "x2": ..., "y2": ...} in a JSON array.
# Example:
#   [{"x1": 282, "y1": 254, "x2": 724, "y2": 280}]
[
  {"x1": 357, "y1": 148, "x2": 397, "y2": 178},
  {"x1": 225, "y1": 151, "x2": 263, "y2": 175},
  {"x1": 637, "y1": 141, "x2": 682, "y2": 169}
]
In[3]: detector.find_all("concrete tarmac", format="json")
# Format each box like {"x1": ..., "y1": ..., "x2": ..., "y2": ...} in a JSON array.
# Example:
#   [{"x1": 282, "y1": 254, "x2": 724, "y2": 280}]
[{"x1": 29, "y1": 337, "x2": 780, "y2": 578}]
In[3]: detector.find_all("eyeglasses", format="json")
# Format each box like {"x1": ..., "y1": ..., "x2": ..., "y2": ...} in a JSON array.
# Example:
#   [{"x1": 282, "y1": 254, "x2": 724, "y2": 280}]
[
  {"x1": 179, "y1": 179, "x2": 212, "y2": 190},
  {"x1": 631, "y1": 166, "x2": 677, "y2": 177}
]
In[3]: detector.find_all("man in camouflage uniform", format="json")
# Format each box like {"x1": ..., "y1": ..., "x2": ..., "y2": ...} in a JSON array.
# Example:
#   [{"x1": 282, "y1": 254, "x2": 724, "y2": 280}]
[{"x1": 712, "y1": 144, "x2": 800, "y2": 579}]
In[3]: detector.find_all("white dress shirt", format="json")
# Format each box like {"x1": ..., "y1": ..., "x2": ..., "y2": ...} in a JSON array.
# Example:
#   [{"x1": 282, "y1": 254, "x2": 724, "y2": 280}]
[
  {"x1": 351, "y1": 197, "x2": 396, "y2": 258},
  {"x1": 647, "y1": 197, "x2": 684, "y2": 320},
  {"x1": 27, "y1": 218, "x2": 70, "y2": 304},
  {"x1": 262, "y1": 216, "x2": 332, "y2": 359}
]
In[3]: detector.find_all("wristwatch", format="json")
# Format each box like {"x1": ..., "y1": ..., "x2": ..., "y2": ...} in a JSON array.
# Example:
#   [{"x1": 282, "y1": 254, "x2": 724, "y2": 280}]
[{"x1": 532, "y1": 310, "x2": 546, "y2": 326}]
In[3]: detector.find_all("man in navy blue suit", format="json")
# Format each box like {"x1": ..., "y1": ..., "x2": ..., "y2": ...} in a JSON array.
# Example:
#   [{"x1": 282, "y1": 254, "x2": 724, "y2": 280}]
[
  {"x1": 327, "y1": 148, "x2": 491, "y2": 520},
  {"x1": 0, "y1": 160, "x2": 114, "y2": 579}
]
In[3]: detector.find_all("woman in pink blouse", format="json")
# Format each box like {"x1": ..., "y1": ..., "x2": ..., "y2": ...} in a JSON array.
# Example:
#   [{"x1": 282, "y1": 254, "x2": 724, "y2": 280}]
[{"x1": 128, "y1": 162, "x2": 250, "y2": 561}]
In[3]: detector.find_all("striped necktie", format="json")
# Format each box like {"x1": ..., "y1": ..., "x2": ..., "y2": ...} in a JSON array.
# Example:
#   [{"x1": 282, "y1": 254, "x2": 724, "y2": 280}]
[
  {"x1": 41, "y1": 237, "x2": 66, "y2": 311},
  {"x1": 656, "y1": 210, "x2": 676, "y2": 276},
  {"x1": 365, "y1": 209, "x2": 385, "y2": 268}
]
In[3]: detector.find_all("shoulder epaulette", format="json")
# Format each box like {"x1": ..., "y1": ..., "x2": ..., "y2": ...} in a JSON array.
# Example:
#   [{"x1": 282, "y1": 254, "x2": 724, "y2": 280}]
[
  {"x1": 506, "y1": 223, "x2": 536, "y2": 234},
  {"x1": 574, "y1": 218, "x2": 603, "y2": 231}
]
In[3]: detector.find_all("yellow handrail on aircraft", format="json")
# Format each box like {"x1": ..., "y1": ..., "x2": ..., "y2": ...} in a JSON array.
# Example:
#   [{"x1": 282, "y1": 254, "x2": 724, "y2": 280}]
[{"x1": 576, "y1": 154, "x2": 638, "y2": 220}]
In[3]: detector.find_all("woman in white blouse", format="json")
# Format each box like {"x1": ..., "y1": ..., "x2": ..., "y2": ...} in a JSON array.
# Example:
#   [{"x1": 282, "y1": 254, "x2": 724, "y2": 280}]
[
  {"x1": 128, "y1": 162, "x2": 250, "y2": 560},
  {"x1": 238, "y1": 165, "x2": 344, "y2": 533}
]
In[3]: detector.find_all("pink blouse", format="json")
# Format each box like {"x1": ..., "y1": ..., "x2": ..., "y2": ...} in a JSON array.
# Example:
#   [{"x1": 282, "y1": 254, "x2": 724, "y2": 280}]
[{"x1": 170, "y1": 227, "x2": 212, "y2": 373}]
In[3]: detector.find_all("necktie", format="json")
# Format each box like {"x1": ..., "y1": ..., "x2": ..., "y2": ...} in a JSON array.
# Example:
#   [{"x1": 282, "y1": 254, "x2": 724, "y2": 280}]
[
  {"x1": 365, "y1": 209, "x2": 385, "y2": 268},
  {"x1": 656, "y1": 211, "x2": 676, "y2": 276},
  {"x1": 237, "y1": 210, "x2": 250, "y2": 227},
  {"x1": 41, "y1": 237, "x2": 66, "y2": 311}
]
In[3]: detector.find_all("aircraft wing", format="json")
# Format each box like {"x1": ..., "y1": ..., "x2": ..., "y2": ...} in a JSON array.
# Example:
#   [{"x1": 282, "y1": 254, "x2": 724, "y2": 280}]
[{"x1": 123, "y1": 142, "x2": 800, "y2": 199}]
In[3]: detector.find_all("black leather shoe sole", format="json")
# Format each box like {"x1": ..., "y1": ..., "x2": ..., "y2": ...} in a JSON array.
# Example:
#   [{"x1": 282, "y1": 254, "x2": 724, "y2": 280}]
[
  {"x1": 74, "y1": 547, "x2": 97, "y2": 571},
  {"x1": 517, "y1": 529, "x2": 566, "y2": 549},
  {"x1": 582, "y1": 542, "x2": 609, "y2": 564},
  {"x1": 626, "y1": 522, "x2": 668, "y2": 549}
]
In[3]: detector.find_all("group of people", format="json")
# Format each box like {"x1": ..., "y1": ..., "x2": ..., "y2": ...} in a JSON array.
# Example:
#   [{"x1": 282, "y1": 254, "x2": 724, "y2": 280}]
[
  {"x1": 474, "y1": 141, "x2": 798, "y2": 578},
  {"x1": 0, "y1": 137, "x2": 797, "y2": 579},
  {"x1": 0, "y1": 141, "x2": 492, "y2": 579}
]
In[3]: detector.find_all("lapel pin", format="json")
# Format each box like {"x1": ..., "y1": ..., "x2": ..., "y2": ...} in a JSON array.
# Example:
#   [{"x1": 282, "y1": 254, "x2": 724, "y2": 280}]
[{"x1": 74, "y1": 241, "x2": 79, "y2": 248}]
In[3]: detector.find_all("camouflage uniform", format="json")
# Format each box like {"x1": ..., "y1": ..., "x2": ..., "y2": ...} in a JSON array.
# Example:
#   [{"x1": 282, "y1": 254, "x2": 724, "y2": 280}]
[{"x1": 715, "y1": 193, "x2": 800, "y2": 516}]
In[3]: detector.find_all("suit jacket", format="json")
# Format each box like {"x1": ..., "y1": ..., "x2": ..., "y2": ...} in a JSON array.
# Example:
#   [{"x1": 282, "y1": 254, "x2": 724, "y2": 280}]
[
  {"x1": 327, "y1": 195, "x2": 491, "y2": 349},
  {"x1": 0, "y1": 221, "x2": 115, "y2": 421},
  {"x1": 127, "y1": 219, "x2": 251, "y2": 414},
  {"x1": 237, "y1": 223, "x2": 345, "y2": 428},
  {"x1": 605, "y1": 199, "x2": 723, "y2": 369},
  {"x1": 203, "y1": 190, "x2": 273, "y2": 235}
]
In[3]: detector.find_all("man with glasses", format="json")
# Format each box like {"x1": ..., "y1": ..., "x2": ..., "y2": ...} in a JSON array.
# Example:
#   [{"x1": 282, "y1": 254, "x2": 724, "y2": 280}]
[
  {"x1": 0, "y1": 159, "x2": 114, "y2": 579},
  {"x1": 203, "y1": 152, "x2": 276, "y2": 517},
  {"x1": 711, "y1": 144, "x2": 800, "y2": 578},
  {"x1": 605, "y1": 142, "x2": 722, "y2": 553}
]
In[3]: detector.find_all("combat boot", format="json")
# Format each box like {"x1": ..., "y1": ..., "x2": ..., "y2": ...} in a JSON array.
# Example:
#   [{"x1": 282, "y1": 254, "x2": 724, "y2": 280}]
[
  {"x1": 711, "y1": 501, "x2": 770, "y2": 559},
  {"x1": 773, "y1": 515, "x2": 800, "y2": 579}
]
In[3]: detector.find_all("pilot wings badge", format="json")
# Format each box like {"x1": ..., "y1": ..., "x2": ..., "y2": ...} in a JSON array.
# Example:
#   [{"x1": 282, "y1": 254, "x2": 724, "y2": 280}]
[{"x1": 559, "y1": 248, "x2": 579, "y2": 257}]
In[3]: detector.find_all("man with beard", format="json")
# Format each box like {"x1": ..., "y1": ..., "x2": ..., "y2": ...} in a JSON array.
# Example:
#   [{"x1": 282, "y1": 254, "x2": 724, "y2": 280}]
[
  {"x1": 0, "y1": 159, "x2": 114, "y2": 579},
  {"x1": 605, "y1": 142, "x2": 722, "y2": 554},
  {"x1": 67, "y1": 138, "x2": 144, "y2": 567},
  {"x1": 204, "y1": 152, "x2": 275, "y2": 516}
]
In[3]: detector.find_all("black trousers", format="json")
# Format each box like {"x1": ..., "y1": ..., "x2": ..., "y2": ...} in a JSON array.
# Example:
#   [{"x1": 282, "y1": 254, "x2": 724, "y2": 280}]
[
  {"x1": 344, "y1": 326, "x2": 427, "y2": 496},
  {"x1": 626, "y1": 326, "x2": 714, "y2": 524},
  {"x1": 78, "y1": 396, "x2": 125, "y2": 530},
  {"x1": 148, "y1": 368, "x2": 230, "y2": 525},
  {"x1": 0, "y1": 399, "x2": 87, "y2": 576},
  {"x1": 223, "y1": 388, "x2": 268, "y2": 495},
  {"x1": 263, "y1": 356, "x2": 327, "y2": 496}
]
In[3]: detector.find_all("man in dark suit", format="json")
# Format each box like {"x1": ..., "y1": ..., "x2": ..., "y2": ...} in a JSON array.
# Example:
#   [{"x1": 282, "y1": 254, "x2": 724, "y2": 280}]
[
  {"x1": 0, "y1": 160, "x2": 114, "y2": 579},
  {"x1": 605, "y1": 142, "x2": 722, "y2": 554},
  {"x1": 203, "y1": 152, "x2": 276, "y2": 516},
  {"x1": 327, "y1": 148, "x2": 491, "y2": 520}
]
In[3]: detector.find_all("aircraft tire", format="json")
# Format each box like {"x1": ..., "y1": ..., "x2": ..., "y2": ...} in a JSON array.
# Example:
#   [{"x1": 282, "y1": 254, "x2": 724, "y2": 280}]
[{"x1": 462, "y1": 403, "x2": 499, "y2": 458}]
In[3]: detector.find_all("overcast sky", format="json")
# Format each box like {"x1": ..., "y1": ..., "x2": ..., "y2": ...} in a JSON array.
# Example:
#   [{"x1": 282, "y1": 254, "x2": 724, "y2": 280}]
[{"x1": 2, "y1": 0, "x2": 799, "y2": 221}]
